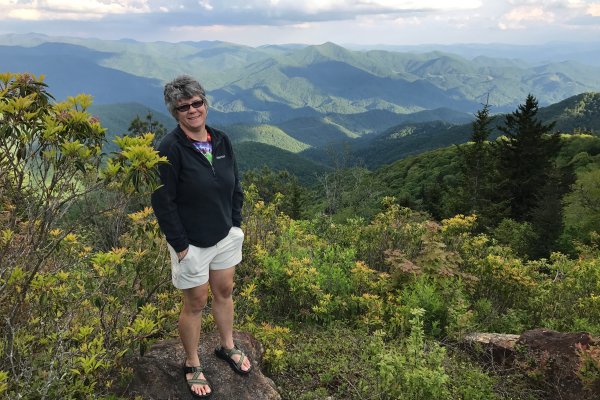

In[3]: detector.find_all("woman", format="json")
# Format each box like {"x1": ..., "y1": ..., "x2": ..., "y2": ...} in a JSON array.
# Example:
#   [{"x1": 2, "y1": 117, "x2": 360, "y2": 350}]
[{"x1": 151, "y1": 75, "x2": 252, "y2": 398}]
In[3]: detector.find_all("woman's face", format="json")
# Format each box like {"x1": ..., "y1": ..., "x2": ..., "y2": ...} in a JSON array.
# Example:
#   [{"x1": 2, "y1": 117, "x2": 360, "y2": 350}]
[{"x1": 176, "y1": 95, "x2": 207, "y2": 134}]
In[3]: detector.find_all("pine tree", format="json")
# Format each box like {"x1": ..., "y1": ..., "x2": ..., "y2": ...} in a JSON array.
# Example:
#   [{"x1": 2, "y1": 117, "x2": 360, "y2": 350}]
[
  {"x1": 455, "y1": 103, "x2": 507, "y2": 227},
  {"x1": 461, "y1": 104, "x2": 493, "y2": 212},
  {"x1": 529, "y1": 166, "x2": 574, "y2": 258},
  {"x1": 495, "y1": 94, "x2": 561, "y2": 222},
  {"x1": 128, "y1": 112, "x2": 167, "y2": 144},
  {"x1": 492, "y1": 94, "x2": 567, "y2": 258}
]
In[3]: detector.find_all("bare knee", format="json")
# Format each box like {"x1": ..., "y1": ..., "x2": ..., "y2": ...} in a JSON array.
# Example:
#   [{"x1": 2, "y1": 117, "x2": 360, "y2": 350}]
[
  {"x1": 182, "y1": 289, "x2": 209, "y2": 314},
  {"x1": 212, "y1": 281, "x2": 233, "y2": 302}
]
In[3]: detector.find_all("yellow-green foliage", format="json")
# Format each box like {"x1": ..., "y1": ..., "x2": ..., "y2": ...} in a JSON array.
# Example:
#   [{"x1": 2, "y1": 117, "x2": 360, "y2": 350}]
[
  {"x1": 0, "y1": 73, "x2": 173, "y2": 398},
  {"x1": 3, "y1": 73, "x2": 600, "y2": 399},
  {"x1": 563, "y1": 167, "x2": 600, "y2": 246},
  {"x1": 375, "y1": 309, "x2": 450, "y2": 399},
  {"x1": 0, "y1": 370, "x2": 7, "y2": 396}
]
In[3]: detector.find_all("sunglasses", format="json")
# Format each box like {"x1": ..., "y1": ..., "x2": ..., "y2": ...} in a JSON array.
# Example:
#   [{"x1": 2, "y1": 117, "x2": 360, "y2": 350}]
[{"x1": 175, "y1": 99, "x2": 204, "y2": 113}]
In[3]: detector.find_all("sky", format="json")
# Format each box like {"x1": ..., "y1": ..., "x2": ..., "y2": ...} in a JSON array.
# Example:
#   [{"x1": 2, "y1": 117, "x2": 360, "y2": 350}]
[{"x1": 0, "y1": 0, "x2": 599, "y2": 47}]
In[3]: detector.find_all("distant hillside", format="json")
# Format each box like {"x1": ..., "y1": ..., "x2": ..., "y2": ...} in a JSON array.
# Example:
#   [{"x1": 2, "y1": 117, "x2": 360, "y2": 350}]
[
  {"x1": 233, "y1": 142, "x2": 329, "y2": 184},
  {"x1": 89, "y1": 103, "x2": 175, "y2": 151},
  {"x1": 91, "y1": 102, "x2": 471, "y2": 155},
  {"x1": 538, "y1": 92, "x2": 600, "y2": 134},
  {"x1": 0, "y1": 43, "x2": 165, "y2": 110},
  {"x1": 362, "y1": 42, "x2": 600, "y2": 67},
  {"x1": 347, "y1": 92, "x2": 600, "y2": 169},
  {"x1": 3, "y1": 35, "x2": 599, "y2": 179},
  {"x1": 225, "y1": 124, "x2": 310, "y2": 153},
  {"x1": 353, "y1": 121, "x2": 480, "y2": 169},
  {"x1": 276, "y1": 107, "x2": 473, "y2": 148},
  {"x1": 2, "y1": 34, "x2": 600, "y2": 126}
]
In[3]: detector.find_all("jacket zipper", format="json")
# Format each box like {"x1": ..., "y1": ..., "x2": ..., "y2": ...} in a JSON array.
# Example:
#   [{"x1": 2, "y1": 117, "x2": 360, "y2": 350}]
[{"x1": 181, "y1": 126, "x2": 218, "y2": 176}]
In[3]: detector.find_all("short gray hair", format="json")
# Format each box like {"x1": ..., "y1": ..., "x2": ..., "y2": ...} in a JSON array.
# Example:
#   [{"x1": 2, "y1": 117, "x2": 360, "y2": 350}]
[{"x1": 163, "y1": 75, "x2": 209, "y2": 119}]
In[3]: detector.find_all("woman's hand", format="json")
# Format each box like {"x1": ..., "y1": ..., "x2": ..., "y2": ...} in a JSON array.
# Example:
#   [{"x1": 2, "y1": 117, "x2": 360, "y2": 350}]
[{"x1": 177, "y1": 247, "x2": 189, "y2": 261}]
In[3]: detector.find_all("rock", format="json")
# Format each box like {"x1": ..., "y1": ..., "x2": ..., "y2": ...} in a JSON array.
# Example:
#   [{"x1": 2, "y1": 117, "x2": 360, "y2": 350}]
[
  {"x1": 123, "y1": 331, "x2": 281, "y2": 400},
  {"x1": 464, "y1": 329, "x2": 600, "y2": 400},
  {"x1": 463, "y1": 332, "x2": 520, "y2": 365},
  {"x1": 515, "y1": 328, "x2": 596, "y2": 400}
]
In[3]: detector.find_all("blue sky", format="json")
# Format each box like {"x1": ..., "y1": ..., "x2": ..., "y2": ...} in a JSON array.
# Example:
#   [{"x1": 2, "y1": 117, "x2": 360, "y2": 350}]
[{"x1": 0, "y1": 0, "x2": 599, "y2": 46}]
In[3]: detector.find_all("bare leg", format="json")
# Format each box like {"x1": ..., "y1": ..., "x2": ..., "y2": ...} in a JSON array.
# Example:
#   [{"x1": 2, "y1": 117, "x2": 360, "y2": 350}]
[
  {"x1": 209, "y1": 267, "x2": 251, "y2": 372},
  {"x1": 180, "y1": 283, "x2": 212, "y2": 396}
]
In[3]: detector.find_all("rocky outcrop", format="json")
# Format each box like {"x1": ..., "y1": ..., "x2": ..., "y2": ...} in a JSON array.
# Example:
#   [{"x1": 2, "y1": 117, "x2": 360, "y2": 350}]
[
  {"x1": 464, "y1": 332, "x2": 520, "y2": 365},
  {"x1": 122, "y1": 331, "x2": 281, "y2": 400},
  {"x1": 516, "y1": 329, "x2": 596, "y2": 400},
  {"x1": 465, "y1": 328, "x2": 598, "y2": 400}
]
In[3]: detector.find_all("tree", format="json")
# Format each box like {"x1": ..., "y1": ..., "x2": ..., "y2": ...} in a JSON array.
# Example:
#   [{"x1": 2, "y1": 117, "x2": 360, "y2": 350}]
[
  {"x1": 0, "y1": 72, "x2": 166, "y2": 396},
  {"x1": 495, "y1": 94, "x2": 561, "y2": 222},
  {"x1": 242, "y1": 166, "x2": 306, "y2": 219},
  {"x1": 492, "y1": 94, "x2": 568, "y2": 258},
  {"x1": 454, "y1": 103, "x2": 507, "y2": 227},
  {"x1": 128, "y1": 112, "x2": 167, "y2": 144},
  {"x1": 458, "y1": 106, "x2": 490, "y2": 205},
  {"x1": 562, "y1": 167, "x2": 600, "y2": 247}
]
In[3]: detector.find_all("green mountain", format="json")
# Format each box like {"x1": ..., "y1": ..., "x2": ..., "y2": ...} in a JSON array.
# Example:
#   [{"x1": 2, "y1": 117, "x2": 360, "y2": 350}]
[
  {"x1": 354, "y1": 121, "x2": 476, "y2": 169},
  {"x1": 233, "y1": 142, "x2": 329, "y2": 184},
  {"x1": 3, "y1": 34, "x2": 600, "y2": 178},
  {"x1": 349, "y1": 92, "x2": 600, "y2": 169},
  {"x1": 89, "y1": 103, "x2": 175, "y2": 151},
  {"x1": 361, "y1": 42, "x2": 600, "y2": 66},
  {"x1": 0, "y1": 42, "x2": 166, "y2": 111},
  {"x1": 538, "y1": 92, "x2": 600, "y2": 134},
  {"x1": 225, "y1": 124, "x2": 310, "y2": 153},
  {"x1": 92, "y1": 102, "x2": 471, "y2": 156},
  {"x1": 2, "y1": 34, "x2": 600, "y2": 127}
]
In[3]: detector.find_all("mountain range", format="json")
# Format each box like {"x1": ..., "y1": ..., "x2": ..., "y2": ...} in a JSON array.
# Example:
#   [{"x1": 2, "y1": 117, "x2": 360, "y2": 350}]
[
  {"x1": 1, "y1": 33, "x2": 599, "y2": 178},
  {"x1": 2, "y1": 33, "x2": 600, "y2": 121}
]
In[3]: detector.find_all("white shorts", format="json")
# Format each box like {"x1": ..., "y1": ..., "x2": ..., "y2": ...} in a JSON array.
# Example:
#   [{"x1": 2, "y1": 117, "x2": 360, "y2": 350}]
[{"x1": 168, "y1": 226, "x2": 244, "y2": 289}]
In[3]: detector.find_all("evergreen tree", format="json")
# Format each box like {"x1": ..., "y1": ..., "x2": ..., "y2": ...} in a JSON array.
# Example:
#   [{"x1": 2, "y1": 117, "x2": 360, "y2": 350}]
[
  {"x1": 493, "y1": 94, "x2": 567, "y2": 258},
  {"x1": 529, "y1": 166, "x2": 574, "y2": 258},
  {"x1": 455, "y1": 103, "x2": 507, "y2": 227},
  {"x1": 128, "y1": 112, "x2": 167, "y2": 144},
  {"x1": 242, "y1": 166, "x2": 306, "y2": 219},
  {"x1": 562, "y1": 167, "x2": 600, "y2": 250},
  {"x1": 461, "y1": 104, "x2": 493, "y2": 212},
  {"x1": 495, "y1": 94, "x2": 561, "y2": 222}
]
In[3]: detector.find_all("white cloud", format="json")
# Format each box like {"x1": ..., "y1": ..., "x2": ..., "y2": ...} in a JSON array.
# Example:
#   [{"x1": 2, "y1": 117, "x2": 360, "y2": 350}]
[
  {"x1": 0, "y1": 0, "x2": 597, "y2": 44},
  {"x1": 506, "y1": 0, "x2": 585, "y2": 6},
  {"x1": 0, "y1": 0, "x2": 483, "y2": 22},
  {"x1": 199, "y1": 0, "x2": 213, "y2": 11},
  {"x1": 0, "y1": 0, "x2": 594, "y2": 31},
  {"x1": 0, "y1": 0, "x2": 151, "y2": 21},
  {"x1": 504, "y1": 6, "x2": 555, "y2": 24},
  {"x1": 222, "y1": 0, "x2": 481, "y2": 14},
  {"x1": 498, "y1": 0, "x2": 600, "y2": 30},
  {"x1": 587, "y1": 3, "x2": 600, "y2": 15}
]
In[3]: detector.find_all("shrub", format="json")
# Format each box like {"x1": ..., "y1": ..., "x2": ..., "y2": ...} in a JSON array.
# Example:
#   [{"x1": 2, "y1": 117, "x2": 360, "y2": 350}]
[{"x1": 0, "y1": 73, "x2": 168, "y2": 398}]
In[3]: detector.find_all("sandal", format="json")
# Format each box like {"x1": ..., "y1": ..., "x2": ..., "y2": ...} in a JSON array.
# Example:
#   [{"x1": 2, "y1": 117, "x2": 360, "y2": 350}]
[
  {"x1": 183, "y1": 364, "x2": 212, "y2": 398},
  {"x1": 215, "y1": 344, "x2": 252, "y2": 375}
]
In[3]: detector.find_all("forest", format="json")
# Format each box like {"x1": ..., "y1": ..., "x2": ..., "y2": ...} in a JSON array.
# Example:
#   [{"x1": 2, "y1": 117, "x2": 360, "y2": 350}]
[{"x1": 1, "y1": 72, "x2": 600, "y2": 399}]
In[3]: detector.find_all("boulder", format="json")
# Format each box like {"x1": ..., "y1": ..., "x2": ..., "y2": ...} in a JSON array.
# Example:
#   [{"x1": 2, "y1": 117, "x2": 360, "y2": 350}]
[
  {"x1": 515, "y1": 328, "x2": 596, "y2": 400},
  {"x1": 465, "y1": 329, "x2": 599, "y2": 400},
  {"x1": 123, "y1": 331, "x2": 281, "y2": 400},
  {"x1": 463, "y1": 332, "x2": 520, "y2": 365}
]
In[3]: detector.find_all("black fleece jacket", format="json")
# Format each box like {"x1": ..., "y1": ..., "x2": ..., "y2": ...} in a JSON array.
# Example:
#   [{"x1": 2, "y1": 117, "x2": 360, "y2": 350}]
[{"x1": 151, "y1": 125, "x2": 243, "y2": 252}]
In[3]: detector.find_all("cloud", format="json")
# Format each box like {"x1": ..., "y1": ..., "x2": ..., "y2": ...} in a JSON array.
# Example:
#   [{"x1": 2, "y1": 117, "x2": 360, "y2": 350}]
[
  {"x1": 0, "y1": 0, "x2": 151, "y2": 21},
  {"x1": 502, "y1": 6, "x2": 555, "y2": 27},
  {"x1": 588, "y1": 3, "x2": 600, "y2": 15},
  {"x1": 0, "y1": 0, "x2": 596, "y2": 45},
  {"x1": 498, "y1": 0, "x2": 600, "y2": 30},
  {"x1": 0, "y1": 0, "x2": 482, "y2": 23}
]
